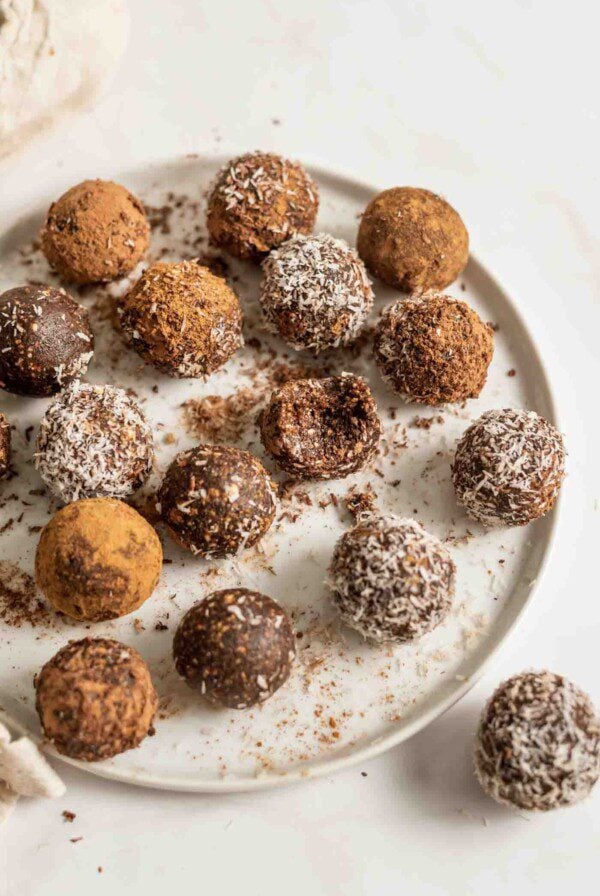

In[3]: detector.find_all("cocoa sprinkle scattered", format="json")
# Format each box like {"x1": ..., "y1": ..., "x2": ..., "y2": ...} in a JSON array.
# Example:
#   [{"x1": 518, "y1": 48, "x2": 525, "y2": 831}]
[{"x1": 0, "y1": 561, "x2": 51, "y2": 627}]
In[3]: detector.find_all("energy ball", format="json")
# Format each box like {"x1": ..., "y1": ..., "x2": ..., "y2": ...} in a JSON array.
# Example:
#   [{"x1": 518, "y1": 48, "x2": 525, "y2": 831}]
[
  {"x1": 475, "y1": 671, "x2": 600, "y2": 811},
  {"x1": 260, "y1": 373, "x2": 381, "y2": 480},
  {"x1": 207, "y1": 151, "x2": 318, "y2": 261},
  {"x1": 41, "y1": 179, "x2": 149, "y2": 284},
  {"x1": 35, "y1": 498, "x2": 162, "y2": 622},
  {"x1": 119, "y1": 261, "x2": 243, "y2": 377},
  {"x1": 158, "y1": 444, "x2": 277, "y2": 557},
  {"x1": 260, "y1": 233, "x2": 373, "y2": 353},
  {"x1": 0, "y1": 412, "x2": 10, "y2": 478},
  {"x1": 374, "y1": 294, "x2": 493, "y2": 404},
  {"x1": 35, "y1": 637, "x2": 157, "y2": 761},
  {"x1": 329, "y1": 514, "x2": 455, "y2": 643},
  {"x1": 452, "y1": 408, "x2": 566, "y2": 526},
  {"x1": 35, "y1": 381, "x2": 153, "y2": 503},
  {"x1": 357, "y1": 186, "x2": 469, "y2": 292},
  {"x1": 173, "y1": 589, "x2": 295, "y2": 709},
  {"x1": 0, "y1": 285, "x2": 94, "y2": 397}
]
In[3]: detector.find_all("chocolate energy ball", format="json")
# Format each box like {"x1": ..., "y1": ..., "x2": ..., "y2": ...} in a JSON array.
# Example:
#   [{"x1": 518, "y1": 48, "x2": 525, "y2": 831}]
[
  {"x1": 173, "y1": 589, "x2": 296, "y2": 709},
  {"x1": 207, "y1": 152, "x2": 318, "y2": 261},
  {"x1": 41, "y1": 179, "x2": 149, "y2": 284},
  {"x1": 35, "y1": 637, "x2": 157, "y2": 761},
  {"x1": 475, "y1": 671, "x2": 600, "y2": 811},
  {"x1": 158, "y1": 444, "x2": 277, "y2": 558},
  {"x1": 119, "y1": 261, "x2": 243, "y2": 377},
  {"x1": 0, "y1": 412, "x2": 10, "y2": 478},
  {"x1": 35, "y1": 381, "x2": 153, "y2": 503},
  {"x1": 260, "y1": 373, "x2": 381, "y2": 480},
  {"x1": 260, "y1": 233, "x2": 374, "y2": 353},
  {"x1": 357, "y1": 186, "x2": 469, "y2": 292},
  {"x1": 374, "y1": 294, "x2": 493, "y2": 404},
  {"x1": 35, "y1": 498, "x2": 162, "y2": 622},
  {"x1": 329, "y1": 514, "x2": 455, "y2": 643},
  {"x1": 0, "y1": 285, "x2": 94, "y2": 396},
  {"x1": 452, "y1": 408, "x2": 566, "y2": 526}
]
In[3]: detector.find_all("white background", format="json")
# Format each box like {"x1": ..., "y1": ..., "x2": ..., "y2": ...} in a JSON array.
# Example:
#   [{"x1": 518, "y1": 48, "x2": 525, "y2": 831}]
[{"x1": 1, "y1": 1, "x2": 599, "y2": 893}]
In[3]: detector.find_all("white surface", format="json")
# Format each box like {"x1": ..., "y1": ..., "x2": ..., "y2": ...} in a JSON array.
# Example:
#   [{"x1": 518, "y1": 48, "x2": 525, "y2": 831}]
[{"x1": 0, "y1": 0, "x2": 598, "y2": 891}]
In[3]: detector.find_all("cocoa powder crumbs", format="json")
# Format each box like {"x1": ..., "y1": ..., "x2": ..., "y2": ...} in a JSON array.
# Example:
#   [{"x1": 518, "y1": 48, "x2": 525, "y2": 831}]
[
  {"x1": 62, "y1": 810, "x2": 76, "y2": 822},
  {"x1": 0, "y1": 561, "x2": 52, "y2": 627},
  {"x1": 345, "y1": 484, "x2": 377, "y2": 519},
  {"x1": 410, "y1": 414, "x2": 444, "y2": 430}
]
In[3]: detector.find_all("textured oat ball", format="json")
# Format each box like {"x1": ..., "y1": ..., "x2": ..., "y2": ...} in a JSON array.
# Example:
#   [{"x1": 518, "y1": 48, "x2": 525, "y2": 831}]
[
  {"x1": 260, "y1": 373, "x2": 381, "y2": 480},
  {"x1": 475, "y1": 671, "x2": 600, "y2": 811},
  {"x1": 374, "y1": 294, "x2": 493, "y2": 404},
  {"x1": 35, "y1": 381, "x2": 154, "y2": 503},
  {"x1": 41, "y1": 179, "x2": 149, "y2": 284},
  {"x1": 0, "y1": 285, "x2": 94, "y2": 396},
  {"x1": 452, "y1": 408, "x2": 566, "y2": 526},
  {"x1": 0, "y1": 412, "x2": 11, "y2": 478},
  {"x1": 329, "y1": 515, "x2": 455, "y2": 643},
  {"x1": 260, "y1": 233, "x2": 373, "y2": 353},
  {"x1": 173, "y1": 589, "x2": 296, "y2": 709},
  {"x1": 158, "y1": 444, "x2": 277, "y2": 558},
  {"x1": 35, "y1": 637, "x2": 157, "y2": 762},
  {"x1": 207, "y1": 152, "x2": 318, "y2": 261},
  {"x1": 119, "y1": 261, "x2": 243, "y2": 377},
  {"x1": 35, "y1": 498, "x2": 162, "y2": 622},
  {"x1": 357, "y1": 187, "x2": 469, "y2": 292}
]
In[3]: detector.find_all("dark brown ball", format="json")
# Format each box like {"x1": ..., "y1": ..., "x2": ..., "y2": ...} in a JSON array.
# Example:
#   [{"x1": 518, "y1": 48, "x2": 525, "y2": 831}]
[
  {"x1": 0, "y1": 412, "x2": 10, "y2": 478},
  {"x1": 173, "y1": 589, "x2": 296, "y2": 708}
]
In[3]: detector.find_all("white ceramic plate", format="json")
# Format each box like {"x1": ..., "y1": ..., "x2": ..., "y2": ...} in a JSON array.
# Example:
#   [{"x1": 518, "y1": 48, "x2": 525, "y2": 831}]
[{"x1": 0, "y1": 155, "x2": 559, "y2": 792}]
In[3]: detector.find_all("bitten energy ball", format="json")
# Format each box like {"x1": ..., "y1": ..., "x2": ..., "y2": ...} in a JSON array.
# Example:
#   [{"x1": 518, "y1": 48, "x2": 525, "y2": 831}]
[
  {"x1": 158, "y1": 444, "x2": 277, "y2": 557},
  {"x1": 475, "y1": 671, "x2": 600, "y2": 811},
  {"x1": 41, "y1": 179, "x2": 149, "y2": 284},
  {"x1": 452, "y1": 408, "x2": 566, "y2": 526},
  {"x1": 35, "y1": 381, "x2": 153, "y2": 503},
  {"x1": 207, "y1": 151, "x2": 318, "y2": 261},
  {"x1": 0, "y1": 412, "x2": 10, "y2": 478},
  {"x1": 119, "y1": 261, "x2": 243, "y2": 377},
  {"x1": 374, "y1": 294, "x2": 493, "y2": 404},
  {"x1": 357, "y1": 186, "x2": 469, "y2": 292},
  {"x1": 35, "y1": 498, "x2": 162, "y2": 622},
  {"x1": 260, "y1": 233, "x2": 373, "y2": 353},
  {"x1": 260, "y1": 373, "x2": 381, "y2": 480},
  {"x1": 329, "y1": 515, "x2": 455, "y2": 643},
  {"x1": 0, "y1": 285, "x2": 94, "y2": 396},
  {"x1": 35, "y1": 637, "x2": 157, "y2": 762},
  {"x1": 173, "y1": 589, "x2": 295, "y2": 709}
]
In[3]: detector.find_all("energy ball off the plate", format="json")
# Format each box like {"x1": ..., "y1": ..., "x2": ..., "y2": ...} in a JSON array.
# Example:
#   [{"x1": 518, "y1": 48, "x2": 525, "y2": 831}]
[
  {"x1": 35, "y1": 637, "x2": 158, "y2": 762},
  {"x1": 374, "y1": 294, "x2": 493, "y2": 404},
  {"x1": 118, "y1": 261, "x2": 243, "y2": 377},
  {"x1": 206, "y1": 151, "x2": 319, "y2": 261},
  {"x1": 260, "y1": 373, "x2": 381, "y2": 480},
  {"x1": 475, "y1": 671, "x2": 600, "y2": 811},
  {"x1": 328, "y1": 514, "x2": 455, "y2": 643},
  {"x1": 158, "y1": 444, "x2": 277, "y2": 557},
  {"x1": 0, "y1": 285, "x2": 94, "y2": 396},
  {"x1": 357, "y1": 186, "x2": 469, "y2": 292},
  {"x1": 35, "y1": 498, "x2": 162, "y2": 622},
  {"x1": 41, "y1": 179, "x2": 149, "y2": 284},
  {"x1": 173, "y1": 589, "x2": 296, "y2": 709},
  {"x1": 35, "y1": 381, "x2": 153, "y2": 503},
  {"x1": 452, "y1": 408, "x2": 566, "y2": 526},
  {"x1": 0, "y1": 412, "x2": 11, "y2": 478},
  {"x1": 260, "y1": 233, "x2": 374, "y2": 353}
]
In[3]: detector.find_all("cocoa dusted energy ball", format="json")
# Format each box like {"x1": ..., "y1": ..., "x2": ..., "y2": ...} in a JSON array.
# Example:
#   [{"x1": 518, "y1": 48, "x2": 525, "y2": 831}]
[
  {"x1": 35, "y1": 381, "x2": 153, "y2": 503},
  {"x1": 207, "y1": 151, "x2": 318, "y2": 261},
  {"x1": 41, "y1": 179, "x2": 149, "y2": 284},
  {"x1": 119, "y1": 261, "x2": 243, "y2": 377},
  {"x1": 158, "y1": 444, "x2": 277, "y2": 557},
  {"x1": 0, "y1": 285, "x2": 94, "y2": 396},
  {"x1": 35, "y1": 498, "x2": 162, "y2": 621},
  {"x1": 173, "y1": 589, "x2": 296, "y2": 709},
  {"x1": 475, "y1": 671, "x2": 600, "y2": 811},
  {"x1": 0, "y1": 412, "x2": 11, "y2": 478},
  {"x1": 357, "y1": 186, "x2": 469, "y2": 292},
  {"x1": 374, "y1": 294, "x2": 493, "y2": 404},
  {"x1": 260, "y1": 373, "x2": 381, "y2": 480},
  {"x1": 35, "y1": 637, "x2": 158, "y2": 761},
  {"x1": 329, "y1": 515, "x2": 455, "y2": 643},
  {"x1": 260, "y1": 233, "x2": 373, "y2": 353},
  {"x1": 452, "y1": 408, "x2": 566, "y2": 526}
]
